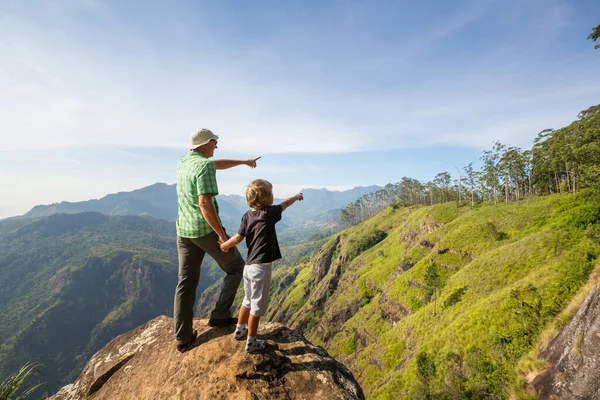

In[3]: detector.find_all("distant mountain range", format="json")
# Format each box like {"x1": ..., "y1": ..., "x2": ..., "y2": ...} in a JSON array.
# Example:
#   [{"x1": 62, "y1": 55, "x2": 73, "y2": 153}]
[
  {"x1": 24, "y1": 183, "x2": 381, "y2": 221},
  {"x1": 24, "y1": 183, "x2": 382, "y2": 244}
]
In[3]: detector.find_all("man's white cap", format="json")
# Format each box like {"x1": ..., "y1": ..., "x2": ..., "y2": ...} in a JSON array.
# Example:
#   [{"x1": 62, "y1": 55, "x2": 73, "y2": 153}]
[{"x1": 190, "y1": 128, "x2": 219, "y2": 150}]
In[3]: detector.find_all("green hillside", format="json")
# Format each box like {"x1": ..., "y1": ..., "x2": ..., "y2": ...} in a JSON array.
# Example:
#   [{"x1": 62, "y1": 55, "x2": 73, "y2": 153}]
[{"x1": 267, "y1": 192, "x2": 600, "y2": 399}]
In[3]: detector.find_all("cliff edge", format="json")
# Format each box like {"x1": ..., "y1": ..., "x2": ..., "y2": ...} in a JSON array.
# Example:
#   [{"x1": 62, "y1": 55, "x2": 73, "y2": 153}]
[{"x1": 50, "y1": 315, "x2": 364, "y2": 400}]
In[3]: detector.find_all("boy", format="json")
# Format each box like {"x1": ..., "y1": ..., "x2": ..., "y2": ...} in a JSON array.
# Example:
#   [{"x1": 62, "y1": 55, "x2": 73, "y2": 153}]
[{"x1": 220, "y1": 179, "x2": 303, "y2": 352}]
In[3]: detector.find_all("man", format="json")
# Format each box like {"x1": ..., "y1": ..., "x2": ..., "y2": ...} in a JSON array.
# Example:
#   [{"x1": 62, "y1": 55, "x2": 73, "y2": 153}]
[{"x1": 174, "y1": 128, "x2": 260, "y2": 352}]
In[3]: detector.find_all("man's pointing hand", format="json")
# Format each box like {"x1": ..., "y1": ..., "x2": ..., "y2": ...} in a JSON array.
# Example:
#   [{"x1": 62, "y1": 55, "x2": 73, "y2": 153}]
[{"x1": 245, "y1": 156, "x2": 261, "y2": 169}]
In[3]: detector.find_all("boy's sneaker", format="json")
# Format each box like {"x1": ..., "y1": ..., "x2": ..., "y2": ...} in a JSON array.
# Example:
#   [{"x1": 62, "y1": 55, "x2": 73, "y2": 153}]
[
  {"x1": 245, "y1": 338, "x2": 266, "y2": 353},
  {"x1": 233, "y1": 324, "x2": 248, "y2": 340}
]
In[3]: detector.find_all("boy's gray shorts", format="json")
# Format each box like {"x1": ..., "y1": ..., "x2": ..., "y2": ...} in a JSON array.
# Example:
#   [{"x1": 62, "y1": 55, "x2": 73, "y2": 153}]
[{"x1": 242, "y1": 263, "x2": 272, "y2": 317}]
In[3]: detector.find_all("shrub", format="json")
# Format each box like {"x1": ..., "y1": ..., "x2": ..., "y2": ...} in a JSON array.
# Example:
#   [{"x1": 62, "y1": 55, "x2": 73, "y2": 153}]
[
  {"x1": 443, "y1": 286, "x2": 468, "y2": 308},
  {"x1": 338, "y1": 329, "x2": 356, "y2": 356},
  {"x1": 562, "y1": 203, "x2": 600, "y2": 229},
  {"x1": 494, "y1": 285, "x2": 542, "y2": 360},
  {"x1": 347, "y1": 229, "x2": 388, "y2": 260},
  {"x1": 384, "y1": 340, "x2": 406, "y2": 370},
  {"x1": 391, "y1": 202, "x2": 403, "y2": 210},
  {"x1": 414, "y1": 350, "x2": 437, "y2": 399},
  {"x1": 485, "y1": 221, "x2": 507, "y2": 240},
  {"x1": 440, "y1": 346, "x2": 507, "y2": 400},
  {"x1": 585, "y1": 225, "x2": 600, "y2": 242}
]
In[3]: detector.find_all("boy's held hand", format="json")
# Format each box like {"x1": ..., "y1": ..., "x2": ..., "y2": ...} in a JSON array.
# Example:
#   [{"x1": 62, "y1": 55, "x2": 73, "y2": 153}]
[
  {"x1": 296, "y1": 192, "x2": 304, "y2": 201},
  {"x1": 217, "y1": 235, "x2": 229, "y2": 252}
]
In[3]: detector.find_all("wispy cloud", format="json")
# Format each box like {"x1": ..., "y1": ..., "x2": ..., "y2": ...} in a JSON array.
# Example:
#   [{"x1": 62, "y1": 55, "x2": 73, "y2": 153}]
[
  {"x1": 25, "y1": 156, "x2": 80, "y2": 164},
  {"x1": 2, "y1": 0, "x2": 598, "y2": 157}
]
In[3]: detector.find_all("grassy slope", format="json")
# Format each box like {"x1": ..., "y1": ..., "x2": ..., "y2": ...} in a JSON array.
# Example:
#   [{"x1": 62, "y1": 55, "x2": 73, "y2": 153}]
[{"x1": 267, "y1": 193, "x2": 600, "y2": 399}]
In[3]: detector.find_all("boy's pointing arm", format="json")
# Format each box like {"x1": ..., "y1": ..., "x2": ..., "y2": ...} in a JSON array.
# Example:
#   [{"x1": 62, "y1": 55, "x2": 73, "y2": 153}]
[{"x1": 280, "y1": 193, "x2": 304, "y2": 212}]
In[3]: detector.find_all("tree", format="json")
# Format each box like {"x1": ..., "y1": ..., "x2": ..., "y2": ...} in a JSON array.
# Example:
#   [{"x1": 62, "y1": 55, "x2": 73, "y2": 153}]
[
  {"x1": 463, "y1": 162, "x2": 479, "y2": 207},
  {"x1": 481, "y1": 144, "x2": 502, "y2": 205},
  {"x1": 454, "y1": 166, "x2": 464, "y2": 206},
  {"x1": 588, "y1": 24, "x2": 600, "y2": 49},
  {"x1": 433, "y1": 172, "x2": 452, "y2": 203},
  {"x1": 499, "y1": 146, "x2": 527, "y2": 202},
  {"x1": 424, "y1": 262, "x2": 442, "y2": 314}
]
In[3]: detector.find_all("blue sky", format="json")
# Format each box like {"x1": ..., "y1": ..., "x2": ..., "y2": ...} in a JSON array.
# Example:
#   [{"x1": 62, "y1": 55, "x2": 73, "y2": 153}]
[{"x1": 1, "y1": 0, "x2": 599, "y2": 218}]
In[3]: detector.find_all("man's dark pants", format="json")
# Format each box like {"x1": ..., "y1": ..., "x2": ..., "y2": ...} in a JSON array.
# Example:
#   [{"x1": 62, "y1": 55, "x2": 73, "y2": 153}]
[{"x1": 174, "y1": 231, "x2": 245, "y2": 345}]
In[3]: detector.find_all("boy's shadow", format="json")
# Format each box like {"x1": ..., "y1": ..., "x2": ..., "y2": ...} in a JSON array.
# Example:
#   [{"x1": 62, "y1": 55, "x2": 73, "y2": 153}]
[{"x1": 237, "y1": 336, "x2": 365, "y2": 399}]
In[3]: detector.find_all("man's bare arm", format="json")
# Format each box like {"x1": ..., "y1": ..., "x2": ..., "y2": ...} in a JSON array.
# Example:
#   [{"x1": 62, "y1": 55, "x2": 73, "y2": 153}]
[
  {"x1": 198, "y1": 194, "x2": 227, "y2": 242},
  {"x1": 220, "y1": 234, "x2": 244, "y2": 252},
  {"x1": 280, "y1": 193, "x2": 304, "y2": 212},
  {"x1": 213, "y1": 157, "x2": 261, "y2": 170}
]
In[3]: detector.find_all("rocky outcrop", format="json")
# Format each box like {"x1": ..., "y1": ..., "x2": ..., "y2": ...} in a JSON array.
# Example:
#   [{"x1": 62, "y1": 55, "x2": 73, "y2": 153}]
[
  {"x1": 306, "y1": 236, "x2": 341, "y2": 287},
  {"x1": 50, "y1": 316, "x2": 364, "y2": 400},
  {"x1": 531, "y1": 285, "x2": 600, "y2": 399}
]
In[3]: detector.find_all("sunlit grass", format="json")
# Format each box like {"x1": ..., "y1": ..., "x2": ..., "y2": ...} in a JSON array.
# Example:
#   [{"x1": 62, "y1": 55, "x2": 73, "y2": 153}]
[{"x1": 0, "y1": 363, "x2": 43, "y2": 400}]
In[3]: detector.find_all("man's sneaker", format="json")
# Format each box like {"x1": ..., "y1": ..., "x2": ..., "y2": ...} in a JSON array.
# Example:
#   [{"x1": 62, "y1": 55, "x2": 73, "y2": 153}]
[
  {"x1": 208, "y1": 317, "x2": 237, "y2": 327},
  {"x1": 176, "y1": 329, "x2": 198, "y2": 353},
  {"x1": 245, "y1": 338, "x2": 266, "y2": 353},
  {"x1": 233, "y1": 325, "x2": 248, "y2": 340}
]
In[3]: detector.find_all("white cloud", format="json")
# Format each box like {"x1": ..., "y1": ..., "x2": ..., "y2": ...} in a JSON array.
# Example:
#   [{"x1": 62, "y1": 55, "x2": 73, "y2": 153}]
[{"x1": 0, "y1": 0, "x2": 598, "y2": 158}]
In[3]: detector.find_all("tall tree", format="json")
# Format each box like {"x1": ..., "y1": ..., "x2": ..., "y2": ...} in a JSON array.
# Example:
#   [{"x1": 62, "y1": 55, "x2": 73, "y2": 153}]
[
  {"x1": 481, "y1": 142, "x2": 504, "y2": 205},
  {"x1": 454, "y1": 166, "x2": 464, "y2": 206},
  {"x1": 463, "y1": 162, "x2": 479, "y2": 207},
  {"x1": 588, "y1": 24, "x2": 600, "y2": 49},
  {"x1": 434, "y1": 172, "x2": 452, "y2": 203}
]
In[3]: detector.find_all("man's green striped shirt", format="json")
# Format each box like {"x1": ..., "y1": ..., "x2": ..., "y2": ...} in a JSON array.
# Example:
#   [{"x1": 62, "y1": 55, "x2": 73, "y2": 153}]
[{"x1": 176, "y1": 151, "x2": 220, "y2": 238}]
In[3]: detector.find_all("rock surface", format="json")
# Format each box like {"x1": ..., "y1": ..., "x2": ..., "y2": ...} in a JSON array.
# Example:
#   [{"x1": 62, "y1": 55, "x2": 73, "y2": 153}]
[
  {"x1": 531, "y1": 285, "x2": 600, "y2": 400},
  {"x1": 50, "y1": 315, "x2": 364, "y2": 400}
]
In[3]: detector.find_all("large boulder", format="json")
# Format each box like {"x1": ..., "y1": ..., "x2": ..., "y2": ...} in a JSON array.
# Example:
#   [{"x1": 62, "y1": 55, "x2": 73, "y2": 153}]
[
  {"x1": 50, "y1": 315, "x2": 364, "y2": 400},
  {"x1": 531, "y1": 285, "x2": 600, "y2": 399}
]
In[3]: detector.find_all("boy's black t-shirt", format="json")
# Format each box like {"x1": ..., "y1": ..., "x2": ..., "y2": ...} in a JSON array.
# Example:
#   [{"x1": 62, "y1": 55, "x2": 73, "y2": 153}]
[{"x1": 237, "y1": 205, "x2": 282, "y2": 265}]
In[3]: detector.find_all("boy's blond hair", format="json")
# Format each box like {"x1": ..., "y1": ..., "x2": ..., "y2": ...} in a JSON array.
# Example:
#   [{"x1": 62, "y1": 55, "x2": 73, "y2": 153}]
[{"x1": 246, "y1": 179, "x2": 274, "y2": 209}]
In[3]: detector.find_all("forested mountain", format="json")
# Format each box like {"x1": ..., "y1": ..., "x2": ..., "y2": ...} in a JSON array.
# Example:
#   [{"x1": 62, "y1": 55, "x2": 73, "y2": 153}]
[{"x1": 0, "y1": 213, "x2": 182, "y2": 397}]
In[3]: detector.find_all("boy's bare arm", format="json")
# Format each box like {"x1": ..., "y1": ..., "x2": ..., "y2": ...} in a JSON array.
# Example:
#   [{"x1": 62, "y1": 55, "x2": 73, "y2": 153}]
[
  {"x1": 280, "y1": 193, "x2": 304, "y2": 212},
  {"x1": 213, "y1": 157, "x2": 261, "y2": 170},
  {"x1": 220, "y1": 234, "x2": 244, "y2": 252}
]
